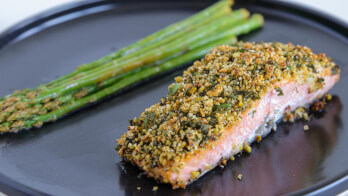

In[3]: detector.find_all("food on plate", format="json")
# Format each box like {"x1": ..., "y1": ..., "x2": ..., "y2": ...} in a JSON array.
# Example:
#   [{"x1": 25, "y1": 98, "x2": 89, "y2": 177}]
[
  {"x1": 0, "y1": 0, "x2": 264, "y2": 133},
  {"x1": 116, "y1": 42, "x2": 340, "y2": 188},
  {"x1": 117, "y1": 96, "x2": 342, "y2": 194}
]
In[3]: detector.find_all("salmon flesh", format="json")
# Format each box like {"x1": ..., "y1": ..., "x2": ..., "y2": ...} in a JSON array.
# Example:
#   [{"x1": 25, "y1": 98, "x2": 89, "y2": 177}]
[{"x1": 116, "y1": 42, "x2": 340, "y2": 188}]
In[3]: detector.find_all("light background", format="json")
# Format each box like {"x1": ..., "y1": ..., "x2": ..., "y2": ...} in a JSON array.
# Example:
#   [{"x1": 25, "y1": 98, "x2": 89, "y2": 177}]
[{"x1": 0, "y1": 0, "x2": 347, "y2": 33}]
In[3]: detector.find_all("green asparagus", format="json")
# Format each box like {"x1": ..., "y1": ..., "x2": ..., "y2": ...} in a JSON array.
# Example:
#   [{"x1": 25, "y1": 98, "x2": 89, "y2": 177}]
[
  {"x1": 0, "y1": 0, "x2": 264, "y2": 133},
  {"x1": 36, "y1": 9, "x2": 250, "y2": 101},
  {"x1": 20, "y1": 37, "x2": 238, "y2": 129},
  {"x1": 46, "y1": 0, "x2": 234, "y2": 88}
]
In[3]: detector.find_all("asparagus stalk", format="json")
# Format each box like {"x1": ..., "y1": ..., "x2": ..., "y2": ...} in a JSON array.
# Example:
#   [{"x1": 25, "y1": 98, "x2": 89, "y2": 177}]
[
  {"x1": 106, "y1": 0, "x2": 234, "y2": 58},
  {"x1": 18, "y1": 10, "x2": 258, "y2": 110},
  {"x1": 0, "y1": 11, "x2": 255, "y2": 111},
  {"x1": 13, "y1": 37, "x2": 237, "y2": 131},
  {"x1": 37, "y1": 9, "x2": 250, "y2": 102},
  {"x1": 57, "y1": 11, "x2": 265, "y2": 104},
  {"x1": 189, "y1": 14, "x2": 264, "y2": 50},
  {"x1": 48, "y1": 8, "x2": 246, "y2": 90},
  {"x1": 0, "y1": 6, "x2": 265, "y2": 133},
  {"x1": 45, "y1": 0, "x2": 233, "y2": 87},
  {"x1": 33, "y1": 11, "x2": 262, "y2": 108}
]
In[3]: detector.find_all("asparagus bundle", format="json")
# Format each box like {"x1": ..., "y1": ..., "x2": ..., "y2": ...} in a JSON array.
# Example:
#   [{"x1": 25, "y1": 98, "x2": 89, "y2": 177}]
[{"x1": 0, "y1": 0, "x2": 264, "y2": 133}]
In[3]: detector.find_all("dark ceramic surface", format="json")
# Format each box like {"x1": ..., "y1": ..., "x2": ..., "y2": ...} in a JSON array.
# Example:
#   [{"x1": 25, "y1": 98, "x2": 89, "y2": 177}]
[{"x1": 0, "y1": 1, "x2": 347, "y2": 195}]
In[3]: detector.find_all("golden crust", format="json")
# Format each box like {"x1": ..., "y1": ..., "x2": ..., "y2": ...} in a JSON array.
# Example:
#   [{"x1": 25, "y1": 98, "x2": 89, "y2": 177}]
[{"x1": 116, "y1": 42, "x2": 340, "y2": 187}]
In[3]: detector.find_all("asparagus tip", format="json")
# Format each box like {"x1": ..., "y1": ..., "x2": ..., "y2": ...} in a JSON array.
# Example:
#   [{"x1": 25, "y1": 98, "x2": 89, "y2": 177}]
[
  {"x1": 228, "y1": 0, "x2": 234, "y2": 6},
  {"x1": 239, "y1": 8, "x2": 251, "y2": 19},
  {"x1": 231, "y1": 36, "x2": 238, "y2": 43},
  {"x1": 252, "y1": 13, "x2": 265, "y2": 26}
]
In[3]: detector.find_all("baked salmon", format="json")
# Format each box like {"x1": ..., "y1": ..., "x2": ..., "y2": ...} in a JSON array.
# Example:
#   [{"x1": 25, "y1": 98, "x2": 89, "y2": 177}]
[{"x1": 116, "y1": 42, "x2": 340, "y2": 189}]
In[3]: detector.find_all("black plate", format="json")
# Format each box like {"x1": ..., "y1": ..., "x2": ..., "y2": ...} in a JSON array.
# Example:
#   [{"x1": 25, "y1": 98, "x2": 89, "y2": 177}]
[{"x1": 0, "y1": 0, "x2": 347, "y2": 195}]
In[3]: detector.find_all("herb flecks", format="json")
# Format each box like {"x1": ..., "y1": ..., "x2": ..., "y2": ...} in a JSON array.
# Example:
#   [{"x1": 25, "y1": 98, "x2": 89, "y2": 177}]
[
  {"x1": 276, "y1": 87, "x2": 284, "y2": 96},
  {"x1": 168, "y1": 84, "x2": 181, "y2": 96},
  {"x1": 116, "y1": 42, "x2": 339, "y2": 183}
]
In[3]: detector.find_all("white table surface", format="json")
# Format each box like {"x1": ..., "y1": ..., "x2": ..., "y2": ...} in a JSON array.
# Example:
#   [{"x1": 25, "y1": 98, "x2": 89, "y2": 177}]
[
  {"x1": 0, "y1": 0, "x2": 347, "y2": 195},
  {"x1": 0, "y1": 0, "x2": 347, "y2": 33}
]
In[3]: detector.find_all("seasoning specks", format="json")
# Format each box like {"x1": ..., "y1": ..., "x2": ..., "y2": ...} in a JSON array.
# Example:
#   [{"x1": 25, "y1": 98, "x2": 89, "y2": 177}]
[
  {"x1": 237, "y1": 174, "x2": 243, "y2": 181},
  {"x1": 116, "y1": 42, "x2": 339, "y2": 182}
]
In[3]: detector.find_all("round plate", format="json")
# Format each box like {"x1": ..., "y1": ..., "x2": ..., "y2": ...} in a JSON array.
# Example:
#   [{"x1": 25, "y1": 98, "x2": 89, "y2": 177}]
[{"x1": 0, "y1": 0, "x2": 347, "y2": 195}]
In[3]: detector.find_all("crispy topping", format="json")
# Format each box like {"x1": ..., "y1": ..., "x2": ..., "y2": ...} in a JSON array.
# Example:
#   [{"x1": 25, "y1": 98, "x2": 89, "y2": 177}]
[
  {"x1": 325, "y1": 93, "x2": 332, "y2": 101},
  {"x1": 152, "y1": 186, "x2": 159, "y2": 191},
  {"x1": 116, "y1": 42, "x2": 339, "y2": 175},
  {"x1": 237, "y1": 174, "x2": 243, "y2": 181},
  {"x1": 191, "y1": 170, "x2": 201, "y2": 179},
  {"x1": 311, "y1": 101, "x2": 325, "y2": 112},
  {"x1": 243, "y1": 142, "x2": 252, "y2": 153},
  {"x1": 275, "y1": 87, "x2": 284, "y2": 96},
  {"x1": 283, "y1": 93, "x2": 332, "y2": 123}
]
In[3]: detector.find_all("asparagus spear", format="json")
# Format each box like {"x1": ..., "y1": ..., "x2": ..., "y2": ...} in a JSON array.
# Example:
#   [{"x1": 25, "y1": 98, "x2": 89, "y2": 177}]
[
  {"x1": 11, "y1": 37, "x2": 238, "y2": 131},
  {"x1": 102, "y1": 0, "x2": 234, "y2": 58},
  {"x1": 37, "y1": 9, "x2": 250, "y2": 101},
  {"x1": 57, "y1": 11, "x2": 265, "y2": 103},
  {"x1": 46, "y1": 0, "x2": 234, "y2": 88},
  {"x1": 189, "y1": 14, "x2": 264, "y2": 51},
  {"x1": 47, "y1": 6, "x2": 235, "y2": 90},
  {"x1": 0, "y1": 10, "x2": 249, "y2": 117},
  {"x1": 0, "y1": 9, "x2": 256, "y2": 125},
  {"x1": 25, "y1": 12, "x2": 263, "y2": 112},
  {"x1": 0, "y1": 10, "x2": 265, "y2": 133},
  {"x1": 0, "y1": 6, "x2": 245, "y2": 117}
]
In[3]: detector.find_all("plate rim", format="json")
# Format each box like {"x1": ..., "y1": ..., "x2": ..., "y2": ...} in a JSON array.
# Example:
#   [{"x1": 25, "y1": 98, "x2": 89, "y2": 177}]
[{"x1": 0, "y1": 0, "x2": 347, "y2": 195}]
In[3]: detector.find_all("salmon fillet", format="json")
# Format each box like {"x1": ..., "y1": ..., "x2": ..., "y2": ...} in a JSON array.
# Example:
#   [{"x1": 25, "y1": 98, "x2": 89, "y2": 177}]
[{"x1": 116, "y1": 42, "x2": 340, "y2": 189}]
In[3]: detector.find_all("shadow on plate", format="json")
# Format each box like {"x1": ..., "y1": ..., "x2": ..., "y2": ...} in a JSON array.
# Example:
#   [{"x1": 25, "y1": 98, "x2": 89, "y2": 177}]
[{"x1": 118, "y1": 96, "x2": 342, "y2": 196}]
